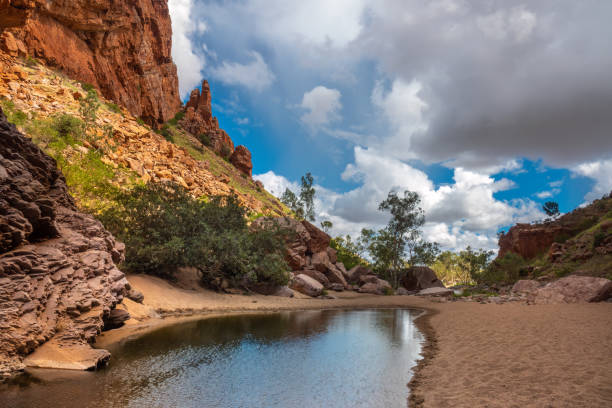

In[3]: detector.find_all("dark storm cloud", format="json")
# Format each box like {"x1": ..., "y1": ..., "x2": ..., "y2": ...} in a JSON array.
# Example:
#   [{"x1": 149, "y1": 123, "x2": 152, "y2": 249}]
[{"x1": 357, "y1": 0, "x2": 612, "y2": 168}]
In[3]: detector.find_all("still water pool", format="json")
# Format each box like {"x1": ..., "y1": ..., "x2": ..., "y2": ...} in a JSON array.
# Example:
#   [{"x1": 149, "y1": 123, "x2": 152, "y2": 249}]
[{"x1": 1, "y1": 309, "x2": 424, "y2": 408}]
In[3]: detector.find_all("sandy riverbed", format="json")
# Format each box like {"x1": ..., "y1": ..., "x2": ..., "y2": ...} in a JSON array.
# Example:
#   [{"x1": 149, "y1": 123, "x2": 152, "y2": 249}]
[{"x1": 96, "y1": 274, "x2": 612, "y2": 408}]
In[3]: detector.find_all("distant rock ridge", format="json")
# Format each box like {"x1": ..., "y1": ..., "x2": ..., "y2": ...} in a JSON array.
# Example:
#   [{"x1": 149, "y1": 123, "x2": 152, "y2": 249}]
[
  {"x1": 0, "y1": 107, "x2": 130, "y2": 379},
  {"x1": 179, "y1": 79, "x2": 254, "y2": 177},
  {"x1": 0, "y1": 0, "x2": 181, "y2": 126}
]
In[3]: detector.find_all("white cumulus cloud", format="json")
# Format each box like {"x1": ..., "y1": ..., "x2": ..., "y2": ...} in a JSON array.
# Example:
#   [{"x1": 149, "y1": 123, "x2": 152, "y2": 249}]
[
  {"x1": 210, "y1": 52, "x2": 275, "y2": 91},
  {"x1": 300, "y1": 86, "x2": 342, "y2": 127}
]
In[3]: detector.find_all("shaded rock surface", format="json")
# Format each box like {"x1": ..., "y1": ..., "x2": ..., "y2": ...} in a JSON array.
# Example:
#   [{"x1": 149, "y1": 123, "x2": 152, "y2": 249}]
[
  {"x1": 358, "y1": 278, "x2": 392, "y2": 295},
  {"x1": 417, "y1": 287, "x2": 453, "y2": 297},
  {"x1": 0, "y1": 0, "x2": 181, "y2": 125},
  {"x1": 0, "y1": 108, "x2": 129, "y2": 379},
  {"x1": 400, "y1": 266, "x2": 445, "y2": 291}
]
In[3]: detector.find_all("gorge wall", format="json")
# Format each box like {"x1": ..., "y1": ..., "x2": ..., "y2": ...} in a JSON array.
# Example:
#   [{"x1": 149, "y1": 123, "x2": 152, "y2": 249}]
[
  {"x1": 0, "y1": 0, "x2": 181, "y2": 125},
  {"x1": 0, "y1": 108, "x2": 130, "y2": 378}
]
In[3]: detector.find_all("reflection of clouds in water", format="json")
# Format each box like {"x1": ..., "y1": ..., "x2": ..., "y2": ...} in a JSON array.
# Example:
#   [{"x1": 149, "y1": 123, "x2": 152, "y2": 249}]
[{"x1": 2, "y1": 309, "x2": 424, "y2": 408}]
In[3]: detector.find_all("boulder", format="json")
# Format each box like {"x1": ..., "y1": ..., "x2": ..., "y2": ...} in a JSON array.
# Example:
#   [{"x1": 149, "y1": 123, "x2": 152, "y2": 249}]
[
  {"x1": 325, "y1": 264, "x2": 348, "y2": 288},
  {"x1": 126, "y1": 288, "x2": 144, "y2": 304},
  {"x1": 336, "y1": 262, "x2": 350, "y2": 281},
  {"x1": 359, "y1": 274, "x2": 379, "y2": 286},
  {"x1": 358, "y1": 278, "x2": 392, "y2": 295},
  {"x1": 289, "y1": 274, "x2": 324, "y2": 297},
  {"x1": 103, "y1": 309, "x2": 130, "y2": 330},
  {"x1": 299, "y1": 269, "x2": 330, "y2": 288},
  {"x1": 511, "y1": 280, "x2": 541, "y2": 294},
  {"x1": 417, "y1": 287, "x2": 453, "y2": 297},
  {"x1": 400, "y1": 266, "x2": 445, "y2": 291},
  {"x1": 311, "y1": 251, "x2": 331, "y2": 273},
  {"x1": 326, "y1": 247, "x2": 338, "y2": 264},
  {"x1": 329, "y1": 283, "x2": 345, "y2": 292},
  {"x1": 396, "y1": 287, "x2": 415, "y2": 296},
  {"x1": 301, "y1": 220, "x2": 331, "y2": 253},
  {"x1": 534, "y1": 276, "x2": 612, "y2": 304},
  {"x1": 229, "y1": 145, "x2": 253, "y2": 177},
  {"x1": 347, "y1": 265, "x2": 373, "y2": 283}
]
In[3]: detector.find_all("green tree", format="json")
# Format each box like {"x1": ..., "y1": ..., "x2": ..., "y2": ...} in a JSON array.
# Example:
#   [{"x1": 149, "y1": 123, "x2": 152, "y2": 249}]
[
  {"x1": 376, "y1": 190, "x2": 425, "y2": 287},
  {"x1": 280, "y1": 172, "x2": 316, "y2": 222},
  {"x1": 320, "y1": 220, "x2": 333, "y2": 233},
  {"x1": 458, "y1": 246, "x2": 495, "y2": 283},
  {"x1": 542, "y1": 201, "x2": 560, "y2": 218}
]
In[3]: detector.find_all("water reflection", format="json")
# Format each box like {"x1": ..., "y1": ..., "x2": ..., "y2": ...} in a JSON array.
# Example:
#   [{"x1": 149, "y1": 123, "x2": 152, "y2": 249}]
[{"x1": 0, "y1": 309, "x2": 424, "y2": 408}]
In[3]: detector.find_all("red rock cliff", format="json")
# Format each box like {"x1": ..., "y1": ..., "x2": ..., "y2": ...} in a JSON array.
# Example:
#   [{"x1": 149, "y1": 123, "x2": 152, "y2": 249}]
[{"x1": 0, "y1": 0, "x2": 181, "y2": 126}]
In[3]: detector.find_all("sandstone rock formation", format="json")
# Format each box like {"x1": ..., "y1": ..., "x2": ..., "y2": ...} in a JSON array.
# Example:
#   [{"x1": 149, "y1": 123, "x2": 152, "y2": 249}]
[
  {"x1": 179, "y1": 80, "x2": 235, "y2": 156},
  {"x1": 358, "y1": 278, "x2": 392, "y2": 295},
  {"x1": 0, "y1": 108, "x2": 129, "y2": 379},
  {"x1": 230, "y1": 145, "x2": 253, "y2": 177},
  {"x1": 498, "y1": 223, "x2": 571, "y2": 260},
  {"x1": 534, "y1": 276, "x2": 612, "y2": 304},
  {"x1": 0, "y1": 0, "x2": 181, "y2": 125},
  {"x1": 400, "y1": 266, "x2": 445, "y2": 291}
]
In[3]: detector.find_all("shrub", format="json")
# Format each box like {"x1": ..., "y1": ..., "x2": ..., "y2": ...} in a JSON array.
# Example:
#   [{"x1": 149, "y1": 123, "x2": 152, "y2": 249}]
[
  {"x1": 80, "y1": 82, "x2": 95, "y2": 93},
  {"x1": 51, "y1": 114, "x2": 84, "y2": 141},
  {"x1": 99, "y1": 182, "x2": 290, "y2": 287},
  {"x1": 106, "y1": 102, "x2": 122, "y2": 115},
  {"x1": 156, "y1": 124, "x2": 173, "y2": 142},
  {"x1": 0, "y1": 99, "x2": 28, "y2": 126},
  {"x1": 79, "y1": 89, "x2": 100, "y2": 133},
  {"x1": 136, "y1": 117, "x2": 146, "y2": 126},
  {"x1": 167, "y1": 111, "x2": 185, "y2": 126},
  {"x1": 25, "y1": 56, "x2": 39, "y2": 68},
  {"x1": 221, "y1": 144, "x2": 231, "y2": 159},
  {"x1": 479, "y1": 252, "x2": 526, "y2": 284},
  {"x1": 198, "y1": 132, "x2": 212, "y2": 147},
  {"x1": 593, "y1": 230, "x2": 605, "y2": 248}
]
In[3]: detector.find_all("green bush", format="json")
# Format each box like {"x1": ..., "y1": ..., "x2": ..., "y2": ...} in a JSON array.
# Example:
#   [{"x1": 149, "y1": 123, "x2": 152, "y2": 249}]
[
  {"x1": 593, "y1": 229, "x2": 606, "y2": 248},
  {"x1": 156, "y1": 124, "x2": 173, "y2": 142},
  {"x1": 99, "y1": 182, "x2": 290, "y2": 287},
  {"x1": 0, "y1": 99, "x2": 28, "y2": 126},
  {"x1": 479, "y1": 252, "x2": 526, "y2": 284},
  {"x1": 221, "y1": 144, "x2": 231, "y2": 159},
  {"x1": 106, "y1": 102, "x2": 122, "y2": 115},
  {"x1": 51, "y1": 114, "x2": 84, "y2": 141},
  {"x1": 198, "y1": 132, "x2": 212, "y2": 147},
  {"x1": 25, "y1": 56, "x2": 39, "y2": 68},
  {"x1": 167, "y1": 111, "x2": 185, "y2": 126},
  {"x1": 80, "y1": 82, "x2": 95, "y2": 93}
]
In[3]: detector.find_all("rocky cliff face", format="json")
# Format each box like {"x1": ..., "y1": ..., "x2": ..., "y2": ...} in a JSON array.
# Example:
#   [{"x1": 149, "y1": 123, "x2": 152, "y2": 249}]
[
  {"x1": 0, "y1": 107, "x2": 130, "y2": 379},
  {"x1": 0, "y1": 0, "x2": 181, "y2": 126},
  {"x1": 496, "y1": 194, "x2": 612, "y2": 278}
]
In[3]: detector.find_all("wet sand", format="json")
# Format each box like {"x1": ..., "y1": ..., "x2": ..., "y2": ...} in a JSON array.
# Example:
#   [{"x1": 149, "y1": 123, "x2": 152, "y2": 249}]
[{"x1": 97, "y1": 274, "x2": 612, "y2": 407}]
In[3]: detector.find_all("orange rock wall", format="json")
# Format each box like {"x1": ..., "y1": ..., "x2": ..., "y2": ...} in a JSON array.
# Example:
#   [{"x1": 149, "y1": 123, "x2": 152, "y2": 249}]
[{"x1": 0, "y1": 0, "x2": 181, "y2": 126}]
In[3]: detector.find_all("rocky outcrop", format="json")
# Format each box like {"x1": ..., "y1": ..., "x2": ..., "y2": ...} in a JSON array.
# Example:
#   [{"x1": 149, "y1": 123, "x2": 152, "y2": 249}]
[
  {"x1": 0, "y1": 0, "x2": 181, "y2": 126},
  {"x1": 400, "y1": 266, "x2": 445, "y2": 291},
  {"x1": 0, "y1": 108, "x2": 129, "y2": 379},
  {"x1": 230, "y1": 145, "x2": 253, "y2": 177},
  {"x1": 290, "y1": 274, "x2": 323, "y2": 297},
  {"x1": 534, "y1": 276, "x2": 612, "y2": 304},
  {"x1": 252, "y1": 217, "x2": 351, "y2": 293},
  {"x1": 498, "y1": 223, "x2": 570, "y2": 260},
  {"x1": 179, "y1": 80, "x2": 235, "y2": 156},
  {"x1": 358, "y1": 278, "x2": 392, "y2": 295}
]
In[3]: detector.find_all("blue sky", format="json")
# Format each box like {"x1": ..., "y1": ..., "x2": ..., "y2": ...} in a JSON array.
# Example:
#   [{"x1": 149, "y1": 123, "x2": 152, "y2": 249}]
[{"x1": 168, "y1": 0, "x2": 612, "y2": 251}]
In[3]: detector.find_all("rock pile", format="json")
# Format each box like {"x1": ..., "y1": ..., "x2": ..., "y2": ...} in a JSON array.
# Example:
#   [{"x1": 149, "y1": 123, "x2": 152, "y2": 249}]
[
  {"x1": 0, "y1": 108, "x2": 130, "y2": 379},
  {"x1": 0, "y1": 0, "x2": 181, "y2": 125},
  {"x1": 0, "y1": 57, "x2": 282, "y2": 216}
]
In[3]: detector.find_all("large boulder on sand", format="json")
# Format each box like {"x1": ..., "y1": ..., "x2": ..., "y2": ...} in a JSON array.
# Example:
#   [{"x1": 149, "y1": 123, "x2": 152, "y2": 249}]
[
  {"x1": 336, "y1": 262, "x2": 350, "y2": 281},
  {"x1": 290, "y1": 274, "x2": 324, "y2": 297},
  {"x1": 400, "y1": 266, "x2": 445, "y2": 291},
  {"x1": 511, "y1": 280, "x2": 541, "y2": 294},
  {"x1": 301, "y1": 220, "x2": 330, "y2": 253},
  {"x1": 534, "y1": 276, "x2": 612, "y2": 304},
  {"x1": 326, "y1": 264, "x2": 348, "y2": 288},
  {"x1": 358, "y1": 278, "x2": 392, "y2": 295}
]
